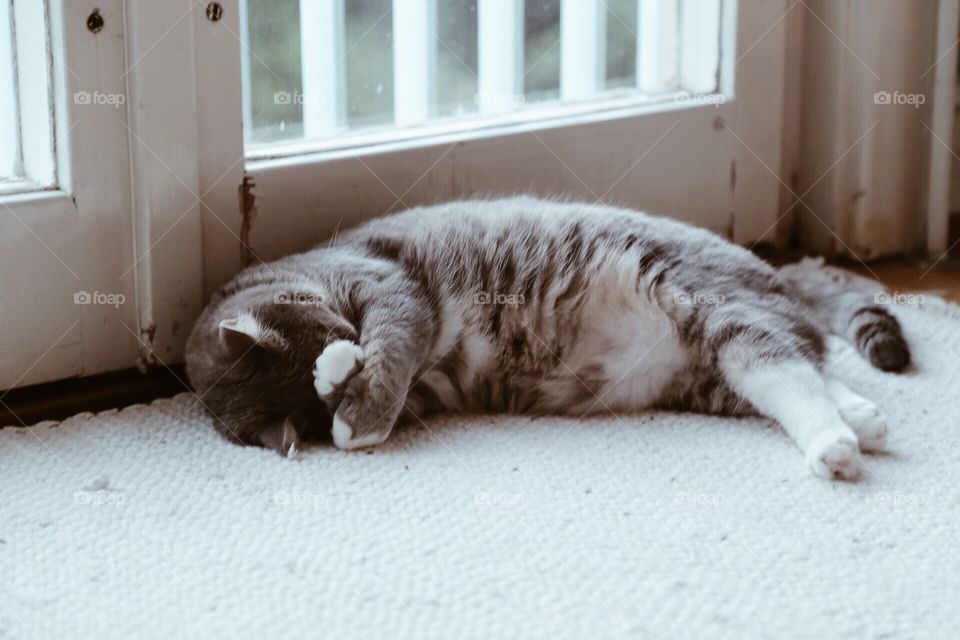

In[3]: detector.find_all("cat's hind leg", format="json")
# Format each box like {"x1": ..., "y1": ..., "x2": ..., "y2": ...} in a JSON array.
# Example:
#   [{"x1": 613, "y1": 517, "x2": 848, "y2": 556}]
[
  {"x1": 711, "y1": 314, "x2": 866, "y2": 480},
  {"x1": 825, "y1": 379, "x2": 888, "y2": 453}
]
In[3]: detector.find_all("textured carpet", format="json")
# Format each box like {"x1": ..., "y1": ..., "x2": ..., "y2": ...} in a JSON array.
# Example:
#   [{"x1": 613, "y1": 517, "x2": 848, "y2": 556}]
[{"x1": 3, "y1": 267, "x2": 960, "y2": 639}]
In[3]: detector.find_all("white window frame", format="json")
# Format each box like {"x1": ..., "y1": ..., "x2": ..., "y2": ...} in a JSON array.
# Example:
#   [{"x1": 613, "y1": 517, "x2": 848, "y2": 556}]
[
  {"x1": 193, "y1": 0, "x2": 790, "y2": 301},
  {"x1": 0, "y1": 0, "x2": 139, "y2": 390},
  {"x1": 0, "y1": 0, "x2": 57, "y2": 192},
  {"x1": 197, "y1": 0, "x2": 790, "y2": 284}
]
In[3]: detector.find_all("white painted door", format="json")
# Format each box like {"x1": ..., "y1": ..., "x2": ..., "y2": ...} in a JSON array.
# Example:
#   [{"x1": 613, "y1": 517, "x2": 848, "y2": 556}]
[{"x1": 0, "y1": 1, "x2": 138, "y2": 390}]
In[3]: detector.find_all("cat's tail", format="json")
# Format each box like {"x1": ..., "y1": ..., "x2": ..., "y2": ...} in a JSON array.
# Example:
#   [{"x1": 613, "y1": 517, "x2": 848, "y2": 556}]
[
  {"x1": 776, "y1": 258, "x2": 911, "y2": 372},
  {"x1": 841, "y1": 303, "x2": 911, "y2": 372}
]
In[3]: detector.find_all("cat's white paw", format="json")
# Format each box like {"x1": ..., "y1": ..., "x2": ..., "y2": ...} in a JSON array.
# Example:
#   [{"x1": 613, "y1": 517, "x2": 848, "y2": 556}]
[
  {"x1": 836, "y1": 397, "x2": 888, "y2": 452},
  {"x1": 313, "y1": 340, "x2": 365, "y2": 397},
  {"x1": 806, "y1": 431, "x2": 864, "y2": 481},
  {"x1": 332, "y1": 415, "x2": 387, "y2": 451}
]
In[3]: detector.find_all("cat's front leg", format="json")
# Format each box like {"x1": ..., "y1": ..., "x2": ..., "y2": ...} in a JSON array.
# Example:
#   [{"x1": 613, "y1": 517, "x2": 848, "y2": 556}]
[
  {"x1": 331, "y1": 360, "x2": 412, "y2": 450},
  {"x1": 313, "y1": 340, "x2": 365, "y2": 400},
  {"x1": 313, "y1": 338, "x2": 403, "y2": 450},
  {"x1": 312, "y1": 338, "x2": 404, "y2": 450},
  {"x1": 322, "y1": 288, "x2": 433, "y2": 450}
]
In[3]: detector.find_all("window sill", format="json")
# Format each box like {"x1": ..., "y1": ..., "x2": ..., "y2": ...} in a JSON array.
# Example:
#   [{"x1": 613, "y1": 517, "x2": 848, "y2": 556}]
[
  {"x1": 0, "y1": 180, "x2": 60, "y2": 200},
  {"x1": 246, "y1": 90, "x2": 728, "y2": 169}
]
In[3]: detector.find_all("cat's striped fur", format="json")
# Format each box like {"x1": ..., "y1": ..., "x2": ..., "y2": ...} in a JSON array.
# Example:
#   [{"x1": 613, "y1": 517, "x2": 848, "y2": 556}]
[{"x1": 186, "y1": 197, "x2": 910, "y2": 480}]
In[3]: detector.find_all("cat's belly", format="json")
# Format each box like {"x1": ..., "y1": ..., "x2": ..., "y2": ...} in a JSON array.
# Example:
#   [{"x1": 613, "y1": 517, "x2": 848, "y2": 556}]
[
  {"x1": 408, "y1": 258, "x2": 688, "y2": 416},
  {"x1": 555, "y1": 296, "x2": 688, "y2": 414}
]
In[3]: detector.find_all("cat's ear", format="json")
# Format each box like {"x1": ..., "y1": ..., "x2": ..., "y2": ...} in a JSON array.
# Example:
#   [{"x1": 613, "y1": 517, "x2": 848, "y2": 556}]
[{"x1": 218, "y1": 313, "x2": 287, "y2": 351}]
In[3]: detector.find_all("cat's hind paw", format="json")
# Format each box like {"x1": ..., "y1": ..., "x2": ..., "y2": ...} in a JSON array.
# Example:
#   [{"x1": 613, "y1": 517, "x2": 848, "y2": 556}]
[
  {"x1": 827, "y1": 381, "x2": 889, "y2": 453},
  {"x1": 837, "y1": 396, "x2": 888, "y2": 453},
  {"x1": 313, "y1": 340, "x2": 365, "y2": 398},
  {"x1": 806, "y1": 431, "x2": 864, "y2": 481}
]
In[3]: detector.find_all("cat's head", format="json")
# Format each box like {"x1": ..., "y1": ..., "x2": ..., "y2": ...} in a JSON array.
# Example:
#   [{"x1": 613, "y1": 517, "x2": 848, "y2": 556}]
[{"x1": 186, "y1": 300, "x2": 357, "y2": 454}]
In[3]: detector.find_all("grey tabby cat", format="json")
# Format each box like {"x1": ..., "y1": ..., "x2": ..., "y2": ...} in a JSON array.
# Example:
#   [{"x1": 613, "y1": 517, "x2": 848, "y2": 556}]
[{"x1": 186, "y1": 197, "x2": 910, "y2": 480}]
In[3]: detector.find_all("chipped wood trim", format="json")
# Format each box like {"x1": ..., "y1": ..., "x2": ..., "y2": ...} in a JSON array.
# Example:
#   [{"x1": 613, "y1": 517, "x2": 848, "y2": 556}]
[{"x1": 238, "y1": 174, "x2": 257, "y2": 268}]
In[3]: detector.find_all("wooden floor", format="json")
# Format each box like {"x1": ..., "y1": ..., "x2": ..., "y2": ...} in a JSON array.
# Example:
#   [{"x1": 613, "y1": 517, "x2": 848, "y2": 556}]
[{"x1": 847, "y1": 261, "x2": 960, "y2": 303}]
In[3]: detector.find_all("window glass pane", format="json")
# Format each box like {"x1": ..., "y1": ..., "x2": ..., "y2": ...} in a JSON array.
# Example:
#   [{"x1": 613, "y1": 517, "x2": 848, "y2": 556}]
[
  {"x1": 0, "y1": 0, "x2": 54, "y2": 191},
  {"x1": 0, "y1": 0, "x2": 20, "y2": 182},
  {"x1": 436, "y1": 0, "x2": 478, "y2": 119},
  {"x1": 345, "y1": 0, "x2": 395, "y2": 129},
  {"x1": 605, "y1": 0, "x2": 638, "y2": 90},
  {"x1": 523, "y1": 0, "x2": 560, "y2": 103},
  {"x1": 243, "y1": 0, "x2": 303, "y2": 145}
]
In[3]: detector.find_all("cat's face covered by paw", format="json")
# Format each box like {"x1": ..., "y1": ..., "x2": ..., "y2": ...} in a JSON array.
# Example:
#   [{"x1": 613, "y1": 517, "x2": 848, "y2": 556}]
[{"x1": 186, "y1": 302, "x2": 355, "y2": 454}]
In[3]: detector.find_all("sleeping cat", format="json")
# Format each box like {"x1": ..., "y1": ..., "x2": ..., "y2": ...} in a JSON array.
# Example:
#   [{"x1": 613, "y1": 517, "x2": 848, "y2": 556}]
[{"x1": 185, "y1": 197, "x2": 910, "y2": 481}]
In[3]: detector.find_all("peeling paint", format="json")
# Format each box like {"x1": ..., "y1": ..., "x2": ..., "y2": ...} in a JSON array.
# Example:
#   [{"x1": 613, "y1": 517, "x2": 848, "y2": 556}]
[
  {"x1": 238, "y1": 175, "x2": 257, "y2": 268},
  {"x1": 136, "y1": 324, "x2": 157, "y2": 374}
]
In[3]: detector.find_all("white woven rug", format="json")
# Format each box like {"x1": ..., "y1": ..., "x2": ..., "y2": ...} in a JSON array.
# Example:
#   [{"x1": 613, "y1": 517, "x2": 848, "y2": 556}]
[{"x1": 3, "y1": 289, "x2": 960, "y2": 639}]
